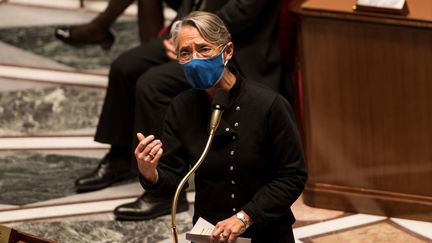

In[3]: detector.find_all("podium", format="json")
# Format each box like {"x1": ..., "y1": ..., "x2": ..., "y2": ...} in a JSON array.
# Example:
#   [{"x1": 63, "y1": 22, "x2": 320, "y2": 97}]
[
  {"x1": 295, "y1": 0, "x2": 432, "y2": 221},
  {"x1": 0, "y1": 225, "x2": 57, "y2": 243}
]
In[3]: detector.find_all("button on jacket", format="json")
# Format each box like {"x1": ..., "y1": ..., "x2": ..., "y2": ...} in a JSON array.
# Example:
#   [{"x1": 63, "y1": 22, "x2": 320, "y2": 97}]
[{"x1": 142, "y1": 68, "x2": 307, "y2": 242}]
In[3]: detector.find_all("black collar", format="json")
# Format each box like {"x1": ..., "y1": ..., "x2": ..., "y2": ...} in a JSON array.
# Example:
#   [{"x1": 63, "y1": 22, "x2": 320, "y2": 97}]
[{"x1": 226, "y1": 65, "x2": 245, "y2": 108}]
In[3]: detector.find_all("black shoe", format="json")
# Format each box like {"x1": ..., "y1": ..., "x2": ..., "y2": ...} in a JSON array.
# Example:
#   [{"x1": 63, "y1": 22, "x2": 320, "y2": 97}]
[
  {"x1": 75, "y1": 154, "x2": 135, "y2": 193},
  {"x1": 54, "y1": 26, "x2": 115, "y2": 50},
  {"x1": 114, "y1": 191, "x2": 189, "y2": 220}
]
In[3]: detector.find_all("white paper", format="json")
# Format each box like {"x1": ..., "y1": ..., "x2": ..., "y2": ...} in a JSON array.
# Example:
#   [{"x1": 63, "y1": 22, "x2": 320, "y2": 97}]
[
  {"x1": 357, "y1": 0, "x2": 405, "y2": 9},
  {"x1": 189, "y1": 217, "x2": 215, "y2": 235},
  {"x1": 186, "y1": 217, "x2": 251, "y2": 243}
]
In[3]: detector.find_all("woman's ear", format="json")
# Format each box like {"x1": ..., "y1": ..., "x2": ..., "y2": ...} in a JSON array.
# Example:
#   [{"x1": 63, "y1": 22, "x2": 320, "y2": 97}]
[{"x1": 224, "y1": 42, "x2": 234, "y2": 62}]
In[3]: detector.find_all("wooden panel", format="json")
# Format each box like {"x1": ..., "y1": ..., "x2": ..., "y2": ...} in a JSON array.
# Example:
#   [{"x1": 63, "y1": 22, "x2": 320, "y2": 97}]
[
  {"x1": 298, "y1": 10, "x2": 432, "y2": 221},
  {"x1": 302, "y1": 0, "x2": 432, "y2": 23},
  {"x1": 2, "y1": 226, "x2": 57, "y2": 243}
]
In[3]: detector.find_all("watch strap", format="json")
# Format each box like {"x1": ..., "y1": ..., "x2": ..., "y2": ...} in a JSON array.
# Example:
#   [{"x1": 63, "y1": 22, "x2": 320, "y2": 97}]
[{"x1": 236, "y1": 212, "x2": 251, "y2": 229}]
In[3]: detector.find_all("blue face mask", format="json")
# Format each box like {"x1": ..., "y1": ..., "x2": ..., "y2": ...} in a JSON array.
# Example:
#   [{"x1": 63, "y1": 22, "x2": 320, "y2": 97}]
[{"x1": 181, "y1": 51, "x2": 226, "y2": 89}]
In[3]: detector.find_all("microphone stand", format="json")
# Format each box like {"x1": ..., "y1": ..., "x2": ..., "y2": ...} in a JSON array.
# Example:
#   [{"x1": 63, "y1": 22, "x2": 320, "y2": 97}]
[{"x1": 171, "y1": 93, "x2": 227, "y2": 243}]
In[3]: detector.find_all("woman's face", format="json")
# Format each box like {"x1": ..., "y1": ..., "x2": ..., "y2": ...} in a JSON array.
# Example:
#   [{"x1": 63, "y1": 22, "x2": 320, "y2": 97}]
[{"x1": 177, "y1": 26, "x2": 223, "y2": 64}]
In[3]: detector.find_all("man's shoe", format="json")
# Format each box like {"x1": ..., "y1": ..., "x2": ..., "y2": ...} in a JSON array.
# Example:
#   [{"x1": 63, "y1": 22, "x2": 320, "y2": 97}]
[
  {"x1": 114, "y1": 191, "x2": 189, "y2": 220},
  {"x1": 54, "y1": 26, "x2": 115, "y2": 50},
  {"x1": 75, "y1": 154, "x2": 134, "y2": 193}
]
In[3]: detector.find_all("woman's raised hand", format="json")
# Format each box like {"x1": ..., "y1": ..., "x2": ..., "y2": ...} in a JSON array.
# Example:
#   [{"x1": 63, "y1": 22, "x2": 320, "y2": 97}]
[{"x1": 135, "y1": 132, "x2": 163, "y2": 183}]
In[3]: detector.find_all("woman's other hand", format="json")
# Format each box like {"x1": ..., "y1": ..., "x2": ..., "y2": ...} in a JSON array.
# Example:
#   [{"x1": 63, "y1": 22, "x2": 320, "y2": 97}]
[
  {"x1": 210, "y1": 212, "x2": 250, "y2": 243},
  {"x1": 135, "y1": 132, "x2": 163, "y2": 183}
]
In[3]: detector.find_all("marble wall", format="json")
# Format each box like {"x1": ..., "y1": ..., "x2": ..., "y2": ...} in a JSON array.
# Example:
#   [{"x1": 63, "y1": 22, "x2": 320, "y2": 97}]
[
  {"x1": 14, "y1": 213, "x2": 192, "y2": 243},
  {"x1": 0, "y1": 21, "x2": 140, "y2": 70},
  {"x1": 0, "y1": 84, "x2": 105, "y2": 136},
  {"x1": 0, "y1": 151, "x2": 101, "y2": 205}
]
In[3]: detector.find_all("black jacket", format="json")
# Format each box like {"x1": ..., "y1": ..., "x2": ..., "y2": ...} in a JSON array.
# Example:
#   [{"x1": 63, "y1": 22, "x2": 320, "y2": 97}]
[{"x1": 142, "y1": 68, "x2": 307, "y2": 242}]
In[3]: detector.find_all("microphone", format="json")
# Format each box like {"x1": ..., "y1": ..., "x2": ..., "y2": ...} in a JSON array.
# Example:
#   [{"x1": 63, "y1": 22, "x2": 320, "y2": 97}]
[
  {"x1": 171, "y1": 88, "x2": 229, "y2": 243},
  {"x1": 209, "y1": 89, "x2": 229, "y2": 132}
]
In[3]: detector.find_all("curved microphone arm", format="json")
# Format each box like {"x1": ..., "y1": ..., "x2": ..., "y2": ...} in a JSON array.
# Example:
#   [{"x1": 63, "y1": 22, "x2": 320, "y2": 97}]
[
  {"x1": 171, "y1": 121, "x2": 220, "y2": 243},
  {"x1": 171, "y1": 89, "x2": 228, "y2": 243}
]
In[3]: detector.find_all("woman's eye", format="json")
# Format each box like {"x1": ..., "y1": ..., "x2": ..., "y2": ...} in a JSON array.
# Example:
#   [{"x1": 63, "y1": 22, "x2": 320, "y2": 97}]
[
  {"x1": 199, "y1": 47, "x2": 213, "y2": 55},
  {"x1": 179, "y1": 51, "x2": 191, "y2": 57}
]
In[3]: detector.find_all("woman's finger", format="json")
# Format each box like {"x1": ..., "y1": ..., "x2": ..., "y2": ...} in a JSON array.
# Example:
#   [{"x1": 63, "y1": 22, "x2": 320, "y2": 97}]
[
  {"x1": 148, "y1": 143, "x2": 162, "y2": 160},
  {"x1": 142, "y1": 139, "x2": 161, "y2": 157},
  {"x1": 136, "y1": 135, "x2": 155, "y2": 153}
]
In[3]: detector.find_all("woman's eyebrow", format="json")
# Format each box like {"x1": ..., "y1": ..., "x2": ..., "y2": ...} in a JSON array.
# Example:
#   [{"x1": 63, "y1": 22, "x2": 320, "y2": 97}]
[
  {"x1": 195, "y1": 43, "x2": 211, "y2": 48},
  {"x1": 179, "y1": 45, "x2": 192, "y2": 52}
]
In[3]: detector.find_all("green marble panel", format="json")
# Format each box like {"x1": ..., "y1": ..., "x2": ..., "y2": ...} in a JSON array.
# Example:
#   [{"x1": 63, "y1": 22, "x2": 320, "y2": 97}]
[
  {"x1": 14, "y1": 213, "x2": 192, "y2": 243},
  {"x1": 0, "y1": 82, "x2": 104, "y2": 136},
  {"x1": 0, "y1": 151, "x2": 100, "y2": 205},
  {"x1": 0, "y1": 21, "x2": 140, "y2": 70}
]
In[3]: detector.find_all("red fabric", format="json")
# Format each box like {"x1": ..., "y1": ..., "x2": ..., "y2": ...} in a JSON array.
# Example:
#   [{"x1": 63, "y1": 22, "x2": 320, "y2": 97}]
[
  {"x1": 157, "y1": 26, "x2": 170, "y2": 37},
  {"x1": 279, "y1": 0, "x2": 304, "y2": 137},
  {"x1": 279, "y1": 0, "x2": 298, "y2": 67}
]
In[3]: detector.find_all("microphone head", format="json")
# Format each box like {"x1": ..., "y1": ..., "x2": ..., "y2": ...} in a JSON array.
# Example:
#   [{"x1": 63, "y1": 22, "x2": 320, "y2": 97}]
[{"x1": 212, "y1": 89, "x2": 229, "y2": 111}]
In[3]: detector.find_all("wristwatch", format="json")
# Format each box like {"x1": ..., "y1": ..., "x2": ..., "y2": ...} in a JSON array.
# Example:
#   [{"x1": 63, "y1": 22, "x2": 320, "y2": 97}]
[{"x1": 236, "y1": 212, "x2": 251, "y2": 229}]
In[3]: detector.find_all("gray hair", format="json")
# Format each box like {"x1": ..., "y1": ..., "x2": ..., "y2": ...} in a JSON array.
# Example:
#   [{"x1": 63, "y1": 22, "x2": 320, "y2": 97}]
[{"x1": 170, "y1": 11, "x2": 231, "y2": 52}]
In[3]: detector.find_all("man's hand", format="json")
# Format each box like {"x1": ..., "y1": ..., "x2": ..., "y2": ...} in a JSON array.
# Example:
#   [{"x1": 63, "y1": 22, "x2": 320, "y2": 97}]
[
  {"x1": 135, "y1": 132, "x2": 163, "y2": 183},
  {"x1": 163, "y1": 39, "x2": 177, "y2": 60}
]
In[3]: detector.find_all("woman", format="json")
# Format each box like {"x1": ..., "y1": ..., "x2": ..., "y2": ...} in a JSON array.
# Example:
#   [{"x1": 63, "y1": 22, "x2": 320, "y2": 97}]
[{"x1": 135, "y1": 11, "x2": 307, "y2": 243}]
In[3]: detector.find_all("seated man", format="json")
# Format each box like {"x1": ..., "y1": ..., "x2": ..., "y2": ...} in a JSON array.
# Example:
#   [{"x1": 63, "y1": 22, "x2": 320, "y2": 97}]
[
  {"x1": 55, "y1": 0, "x2": 182, "y2": 48},
  {"x1": 73, "y1": 0, "x2": 287, "y2": 220}
]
